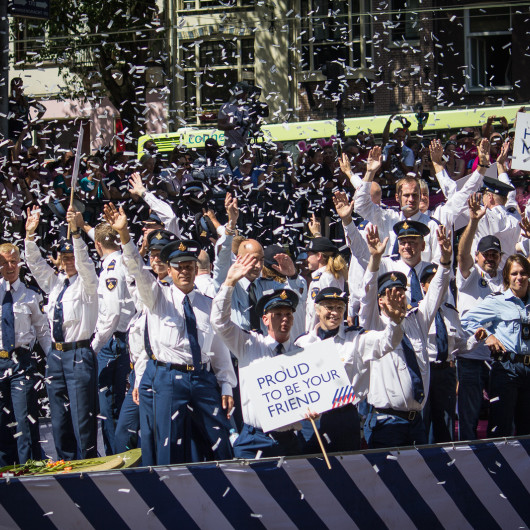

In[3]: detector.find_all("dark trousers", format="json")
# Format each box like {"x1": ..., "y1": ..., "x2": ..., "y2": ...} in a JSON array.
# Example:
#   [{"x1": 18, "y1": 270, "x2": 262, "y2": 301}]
[
  {"x1": 97, "y1": 334, "x2": 130, "y2": 455},
  {"x1": 114, "y1": 369, "x2": 139, "y2": 454},
  {"x1": 139, "y1": 359, "x2": 233, "y2": 466},
  {"x1": 0, "y1": 352, "x2": 42, "y2": 466},
  {"x1": 46, "y1": 346, "x2": 98, "y2": 460},
  {"x1": 422, "y1": 365, "x2": 457, "y2": 443},
  {"x1": 300, "y1": 404, "x2": 361, "y2": 454},
  {"x1": 457, "y1": 358, "x2": 490, "y2": 441},
  {"x1": 488, "y1": 358, "x2": 530, "y2": 437},
  {"x1": 364, "y1": 410, "x2": 427, "y2": 449},
  {"x1": 233, "y1": 423, "x2": 301, "y2": 459}
]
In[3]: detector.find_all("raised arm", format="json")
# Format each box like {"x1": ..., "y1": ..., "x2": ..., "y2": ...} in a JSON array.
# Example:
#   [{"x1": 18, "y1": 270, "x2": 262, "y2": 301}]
[{"x1": 457, "y1": 193, "x2": 487, "y2": 278}]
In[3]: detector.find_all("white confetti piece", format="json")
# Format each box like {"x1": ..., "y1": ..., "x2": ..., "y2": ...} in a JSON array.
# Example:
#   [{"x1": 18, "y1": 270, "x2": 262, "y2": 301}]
[
  {"x1": 256, "y1": 450, "x2": 263, "y2": 459},
  {"x1": 250, "y1": 514, "x2": 263, "y2": 518},
  {"x1": 211, "y1": 438, "x2": 221, "y2": 451},
  {"x1": 386, "y1": 454, "x2": 397, "y2": 460},
  {"x1": 119, "y1": 489, "x2": 130, "y2": 493},
  {"x1": 223, "y1": 487, "x2": 230, "y2": 497},
  {"x1": 171, "y1": 411, "x2": 179, "y2": 420}
]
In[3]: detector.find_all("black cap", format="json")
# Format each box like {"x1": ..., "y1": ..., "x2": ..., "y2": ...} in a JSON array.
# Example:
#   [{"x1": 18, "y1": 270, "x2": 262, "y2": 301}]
[
  {"x1": 456, "y1": 130, "x2": 474, "y2": 140},
  {"x1": 481, "y1": 176, "x2": 514, "y2": 197},
  {"x1": 58, "y1": 240, "x2": 74, "y2": 254},
  {"x1": 419, "y1": 263, "x2": 439, "y2": 284},
  {"x1": 477, "y1": 235, "x2": 502, "y2": 254},
  {"x1": 264, "y1": 244, "x2": 285, "y2": 268},
  {"x1": 256, "y1": 289, "x2": 299, "y2": 317},
  {"x1": 204, "y1": 138, "x2": 220, "y2": 149},
  {"x1": 306, "y1": 237, "x2": 339, "y2": 255},
  {"x1": 194, "y1": 213, "x2": 217, "y2": 245},
  {"x1": 377, "y1": 271, "x2": 407, "y2": 296},
  {"x1": 314, "y1": 287, "x2": 348, "y2": 305},
  {"x1": 160, "y1": 240, "x2": 200, "y2": 265},
  {"x1": 180, "y1": 180, "x2": 213, "y2": 212},
  {"x1": 144, "y1": 211, "x2": 163, "y2": 225},
  {"x1": 393, "y1": 220, "x2": 430, "y2": 239},
  {"x1": 147, "y1": 229, "x2": 176, "y2": 251}
]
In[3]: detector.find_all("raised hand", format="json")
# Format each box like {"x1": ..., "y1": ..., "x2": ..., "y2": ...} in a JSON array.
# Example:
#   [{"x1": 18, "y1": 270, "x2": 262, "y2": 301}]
[
  {"x1": 66, "y1": 206, "x2": 79, "y2": 232},
  {"x1": 365, "y1": 225, "x2": 388, "y2": 256},
  {"x1": 436, "y1": 225, "x2": 452, "y2": 264},
  {"x1": 103, "y1": 203, "x2": 128, "y2": 233},
  {"x1": 225, "y1": 192, "x2": 239, "y2": 227},
  {"x1": 380, "y1": 286, "x2": 406, "y2": 324},
  {"x1": 366, "y1": 146, "x2": 382, "y2": 174},
  {"x1": 308, "y1": 213, "x2": 321, "y2": 237},
  {"x1": 129, "y1": 172, "x2": 146, "y2": 198},
  {"x1": 429, "y1": 139, "x2": 444, "y2": 166},
  {"x1": 25, "y1": 206, "x2": 40, "y2": 235},
  {"x1": 271, "y1": 253, "x2": 296, "y2": 277},
  {"x1": 338, "y1": 153, "x2": 352, "y2": 176},
  {"x1": 332, "y1": 191, "x2": 354, "y2": 224},
  {"x1": 477, "y1": 138, "x2": 490, "y2": 167},
  {"x1": 520, "y1": 215, "x2": 530, "y2": 240},
  {"x1": 225, "y1": 254, "x2": 257, "y2": 286},
  {"x1": 468, "y1": 193, "x2": 487, "y2": 221},
  {"x1": 496, "y1": 141, "x2": 511, "y2": 167}
]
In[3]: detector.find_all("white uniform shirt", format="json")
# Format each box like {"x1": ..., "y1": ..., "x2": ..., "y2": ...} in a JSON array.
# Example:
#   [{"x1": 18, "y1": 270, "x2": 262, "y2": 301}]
[
  {"x1": 294, "y1": 321, "x2": 403, "y2": 404},
  {"x1": 456, "y1": 264, "x2": 503, "y2": 360},
  {"x1": 91, "y1": 251, "x2": 136, "y2": 353},
  {"x1": 211, "y1": 284, "x2": 300, "y2": 431},
  {"x1": 359, "y1": 265, "x2": 451, "y2": 412},
  {"x1": 142, "y1": 191, "x2": 181, "y2": 237},
  {"x1": 194, "y1": 273, "x2": 217, "y2": 298},
  {"x1": 0, "y1": 278, "x2": 51, "y2": 352},
  {"x1": 122, "y1": 240, "x2": 236, "y2": 396},
  {"x1": 25, "y1": 237, "x2": 98, "y2": 343},
  {"x1": 306, "y1": 266, "x2": 344, "y2": 331}
]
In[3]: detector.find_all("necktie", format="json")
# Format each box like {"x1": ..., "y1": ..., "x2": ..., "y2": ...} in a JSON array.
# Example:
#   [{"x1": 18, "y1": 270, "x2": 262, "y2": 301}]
[
  {"x1": 2, "y1": 287, "x2": 15, "y2": 353},
  {"x1": 317, "y1": 327, "x2": 339, "y2": 340},
  {"x1": 409, "y1": 268, "x2": 423, "y2": 308},
  {"x1": 401, "y1": 333, "x2": 425, "y2": 404},
  {"x1": 247, "y1": 282, "x2": 262, "y2": 333},
  {"x1": 435, "y1": 309, "x2": 449, "y2": 363},
  {"x1": 183, "y1": 295, "x2": 202, "y2": 369},
  {"x1": 53, "y1": 278, "x2": 70, "y2": 343},
  {"x1": 275, "y1": 343, "x2": 284, "y2": 356}
]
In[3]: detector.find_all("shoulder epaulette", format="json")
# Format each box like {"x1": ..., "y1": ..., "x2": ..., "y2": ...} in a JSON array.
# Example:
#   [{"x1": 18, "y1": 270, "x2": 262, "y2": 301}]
[
  {"x1": 444, "y1": 302, "x2": 458, "y2": 312},
  {"x1": 406, "y1": 306, "x2": 419, "y2": 316},
  {"x1": 390, "y1": 254, "x2": 400, "y2": 261},
  {"x1": 429, "y1": 216, "x2": 442, "y2": 225},
  {"x1": 345, "y1": 325, "x2": 365, "y2": 334},
  {"x1": 107, "y1": 259, "x2": 116, "y2": 271},
  {"x1": 491, "y1": 291, "x2": 503, "y2": 296}
]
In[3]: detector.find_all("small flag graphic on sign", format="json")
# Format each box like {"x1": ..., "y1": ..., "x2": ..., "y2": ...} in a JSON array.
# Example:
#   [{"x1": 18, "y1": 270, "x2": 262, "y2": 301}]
[{"x1": 331, "y1": 386, "x2": 355, "y2": 408}]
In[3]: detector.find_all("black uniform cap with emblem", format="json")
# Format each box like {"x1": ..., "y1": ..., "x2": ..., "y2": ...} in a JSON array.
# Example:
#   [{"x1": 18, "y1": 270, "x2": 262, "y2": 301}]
[
  {"x1": 314, "y1": 287, "x2": 348, "y2": 305},
  {"x1": 160, "y1": 240, "x2": 200, "y2": 265},
  {"x1": 180, "y1": 180, "x2": 213, "y2": 214},
  {"x1": 477, "y1": 235, "x2": 502, "y2": 254},
  {"x1": 194, "y1": 212, "x2": 218, "y2": 245},
  {"x1": 393, "y1": 220, "x2": 430, "y2": 238},
  {"x1": 147, "y1": 229, "x2": 176, "y2": 251},
  {"x1": 264, "y1": 244, "x2": 286, "y2": 268},
  {"x1": 305, "y1": 237, "x2": 339, "y2": 255},
  {"x1": 377, "y1": 271, "x2": 407, "y2": 296},
  {"x1": 58, "y1": 240, "x2": 74, "y2": 254},
  {"x1": 143, "y1": 211, "x2": 163, "y2": 226},
  {"x1": 419, "y1": 263, "x2": 438, "y2": 284},
  {"x1": 480, "y1": 176, "x2": 515, "y2": 197},
  {"x1": 256, "y1": 289, "x2": 299, "y2": 317}
]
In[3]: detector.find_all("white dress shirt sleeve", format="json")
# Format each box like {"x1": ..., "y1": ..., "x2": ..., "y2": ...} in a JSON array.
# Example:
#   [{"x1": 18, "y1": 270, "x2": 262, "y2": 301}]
[
  {"x1": 24, "y1": 239, "x2": 60, "y2": 295},
  {"x1": 208, "y1": 333, "x2": 237, "y2": 396},
  {"x1": 143, "y1": 191, "x2": 182, "y2": 237},
  {"x1": 72, "y1": 236, "x2": 98, "y2": 296},
  {"x1": 417, "y1": 265, "x2": 451, "y2": 331},
  {"x1": 354, "y1": 181, "x2": 398, "y2": 239}
]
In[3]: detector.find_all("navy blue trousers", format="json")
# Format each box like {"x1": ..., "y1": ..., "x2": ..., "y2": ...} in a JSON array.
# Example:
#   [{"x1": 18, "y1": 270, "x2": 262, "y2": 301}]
[
  {"x1": 46, "y1": 346, "x2": 98, "y2": 460},
  {"x1": 97, "y1": 334, "x2": 130, "y2": 455},
  {"x1": 0, "y1": 352, "x2": 42, "y2": 466},
  {"x1": 139, "y1": 359, "x2": 233, "y2": 466},
  {"x1": 364, "y1": 409, "x2": 427, "y2": 449},
  {"x1": 114, "y1": 369, "x2": 139, "y2": 454},
  {"x1": 233, "y1": 423, "x2": 302, "y2": 459}
]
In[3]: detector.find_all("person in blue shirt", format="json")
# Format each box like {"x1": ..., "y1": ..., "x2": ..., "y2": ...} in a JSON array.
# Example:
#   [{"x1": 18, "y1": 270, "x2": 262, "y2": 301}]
[{"x1": 462, "y1": 254, "x2": 530, "y2": 437}]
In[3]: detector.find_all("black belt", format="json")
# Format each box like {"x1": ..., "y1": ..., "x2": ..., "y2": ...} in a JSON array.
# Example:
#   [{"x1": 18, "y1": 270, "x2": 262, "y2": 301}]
[
  {"x1": 430, "y1": 360, "x2": 455, "y2": 370},
  {"x1": 246, "y1": 424, "x2": 297, "y2": 440},
  {"x1": 374, "y1": 408, "x2": 420, "y2": 422},
  {"x1": 493, "y1": 352, "x2": 530, "y2": 365},
  {"x1": 114, "y1": 331, "x2": 127, "y2": 341},
  {"x1": 0, "y1": 347, "x2": 30, "y2": 359},
  {"x1": 52, "y1": 340, "x2": 91, "y2": 352},
  {"x1": 151, "y1": 356, "x2": 209, "y2": 372}
]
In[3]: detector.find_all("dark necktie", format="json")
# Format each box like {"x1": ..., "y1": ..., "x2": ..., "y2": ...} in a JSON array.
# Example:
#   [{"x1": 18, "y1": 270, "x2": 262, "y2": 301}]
[
  {"x1": 409, "y1": 268, "x2": 423, "y2": 308},
  {"x1": 401, "y1": 333, "x2": 425, "y2": 404},
  {"x1": 435, "y1": 309, "x2": 449, "y2": 363},
  {"x1": 183, "y1": 295, "x2": 202, "y2": 368},
  {"x1": 317, "y1": 327, "x2": 339, "y2": 340},
  {"x1": 275, "y1": 343, "x2": 284, "y2": 356},
  {"x1": 247, "y1": 282, "x2": 261, "y2": 333},
  {"x1": 53, "y1": 278, "x2": 70, "y2": 343},
  {"x1": 2, "y1": 288, "x2": 15, "y2": 353}
]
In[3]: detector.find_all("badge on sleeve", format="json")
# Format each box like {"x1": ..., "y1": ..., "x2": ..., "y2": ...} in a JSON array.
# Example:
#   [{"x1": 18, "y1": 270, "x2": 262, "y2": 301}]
[
  {"x1": 106, "y1": 278, "x2": 118, "y2": 291},
  {"x1": 311, "y1": 287, "x2": 320, "y2": 300},
  {"x1": 107, "y1": 260, "x2": 116, "y2": 271}
]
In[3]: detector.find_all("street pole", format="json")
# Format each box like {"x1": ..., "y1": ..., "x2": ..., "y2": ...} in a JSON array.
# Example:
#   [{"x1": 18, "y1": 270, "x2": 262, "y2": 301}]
[{"x1": 0, "y1": 1, "x2": 9, "y2": 157}]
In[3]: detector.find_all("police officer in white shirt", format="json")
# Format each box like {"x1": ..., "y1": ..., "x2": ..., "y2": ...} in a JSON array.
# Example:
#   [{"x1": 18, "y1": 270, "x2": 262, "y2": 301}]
[
  {"x1": 295, "y1": 287, "x2": 405, "y2": 453},
  {"x1": 456, "y1": 193, "x2": 504, "y2": 441},
  {"x1": 211, "y1": 253, "x2": 304, "y2": 458},
  {"x1": 25, "y1": 206, "x2": 99, "y2": 460},
  {"x1": 0, "y1": 242, "x2": 51, "y2": 467},
  {"x1": 104, "y1": 203, "x2": 236, "y2": 466},
  {"x1": 359, "y1": 225, "x2": 453, "y2": 448},
  {"x1": 91, "y1": 222, "x2": 136, "y2": 455}
]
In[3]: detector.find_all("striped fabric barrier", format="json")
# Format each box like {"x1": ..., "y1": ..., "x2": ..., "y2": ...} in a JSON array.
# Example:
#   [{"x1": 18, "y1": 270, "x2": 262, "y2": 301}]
[{"x1": 1, "y1": 437, "x2": 530, "y2": 529}]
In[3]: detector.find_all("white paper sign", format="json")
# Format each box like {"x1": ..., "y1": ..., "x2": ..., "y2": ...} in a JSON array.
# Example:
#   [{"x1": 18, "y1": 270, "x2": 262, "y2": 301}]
[
  {"x1": 240, "y1": 339, "x2": 353, "y2": 432},
  {"x1": 511, "y1": 112, "x2": 530, "y2": 171}
]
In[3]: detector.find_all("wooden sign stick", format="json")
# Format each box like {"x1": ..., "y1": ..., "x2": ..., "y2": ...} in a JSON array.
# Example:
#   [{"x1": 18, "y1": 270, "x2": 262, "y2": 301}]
[{"x1": 308, "y1": 415, "x2": 331, "y2": 470}]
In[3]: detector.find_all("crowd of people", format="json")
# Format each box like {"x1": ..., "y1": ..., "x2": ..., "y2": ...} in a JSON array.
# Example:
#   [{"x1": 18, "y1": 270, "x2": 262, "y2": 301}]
[{"x1": 0, "y1": 79, "x2": 529, "y2": 467}]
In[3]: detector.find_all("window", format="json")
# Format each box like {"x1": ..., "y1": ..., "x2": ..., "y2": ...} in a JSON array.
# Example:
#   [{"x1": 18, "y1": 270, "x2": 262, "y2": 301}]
[
  {"x1": 299, "y1": 0, "x2": 372, "y2": 72},
  {"x1": 181, "y1": 0, "x2": 254, "y2": 10},
  {"x1": 11, "y1": 20, "x2": 46, "y2": 64},
  {"x1": 391, "y1": 0, "x2": 419, "y2": 41},
  {"x1": 181, "y1": 38, "x2": 255, "y2": 122},
  {"x1": 465, "y1": 7, "x2": 512, "y2": 89}
]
